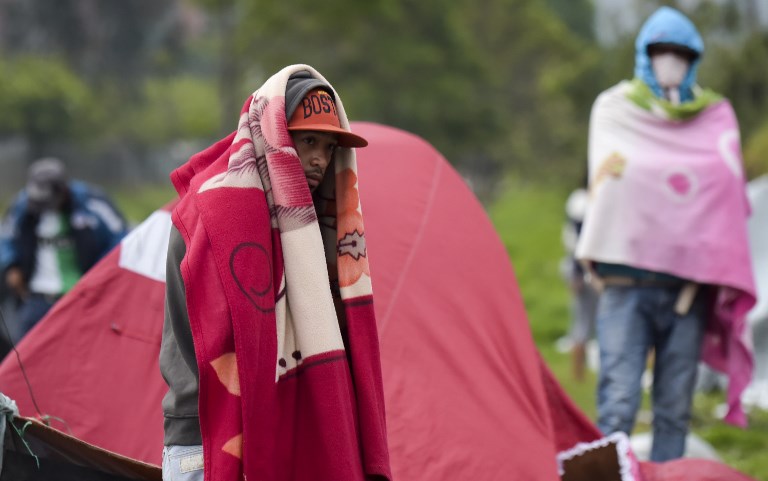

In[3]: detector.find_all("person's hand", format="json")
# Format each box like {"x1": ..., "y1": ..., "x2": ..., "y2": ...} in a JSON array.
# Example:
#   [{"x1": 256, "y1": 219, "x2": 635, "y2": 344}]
[
  {"x1": 569, "y1": 276, "x2": 584, "y2": 291},
  {"x1": 5, "y1": 267, "x2": 28, "y2": 298}
]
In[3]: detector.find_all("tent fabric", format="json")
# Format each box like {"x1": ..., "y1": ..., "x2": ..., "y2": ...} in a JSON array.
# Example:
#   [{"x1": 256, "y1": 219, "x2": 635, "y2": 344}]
[
  {"x1": 357, "y1": 124, "x2": 572, "y2": 479},
  {"x1": 0, "y1": 123, "x2": 757, "y2": 481},
  {"x1": 537, "y1": 354, "x2": 602, "y2": 452}
]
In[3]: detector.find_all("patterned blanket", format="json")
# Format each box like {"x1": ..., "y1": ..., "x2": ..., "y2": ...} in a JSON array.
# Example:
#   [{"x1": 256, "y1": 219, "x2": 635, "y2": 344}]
[
  {"x1": 170, "y1": 65, "x2": 391, "y2": 480},
  {"x1": 576, "y1": 80, "x2": 756, "y2": 426}
]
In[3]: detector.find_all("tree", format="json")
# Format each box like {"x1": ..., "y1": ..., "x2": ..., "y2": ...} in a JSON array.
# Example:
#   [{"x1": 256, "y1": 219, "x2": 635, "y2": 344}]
[
  {"x1": 0, "y1": 0, "x2": 186, "y2": 89},
  {"x1": 544, "y1": 0, "x2": 594, "y2": 40},
  {"x1": 215, "y1": 0, "x2": 600, "y2": 186},
  {"x1": 0, "y1": 56, "x2": 100, "y2": 158}
]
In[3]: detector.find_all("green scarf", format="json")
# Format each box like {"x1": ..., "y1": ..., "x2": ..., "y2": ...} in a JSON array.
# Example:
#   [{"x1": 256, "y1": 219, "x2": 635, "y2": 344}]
[{"x1": 625, "y1": 78, "x2": 722, "y2": 121}]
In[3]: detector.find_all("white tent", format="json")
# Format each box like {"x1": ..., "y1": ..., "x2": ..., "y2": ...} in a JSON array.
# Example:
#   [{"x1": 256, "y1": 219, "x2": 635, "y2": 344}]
[{"x1": 743, "y1": 175, "x2": 768, "y2": 409}]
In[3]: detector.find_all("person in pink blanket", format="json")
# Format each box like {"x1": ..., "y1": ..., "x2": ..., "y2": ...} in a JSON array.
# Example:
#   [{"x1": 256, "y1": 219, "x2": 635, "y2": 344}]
[
  {"x1": 576, "y1": 7, "x2": 756, "y2": 462},
  {"x1": 160, "y1": 67, "x2": 391, "y2": 481}
]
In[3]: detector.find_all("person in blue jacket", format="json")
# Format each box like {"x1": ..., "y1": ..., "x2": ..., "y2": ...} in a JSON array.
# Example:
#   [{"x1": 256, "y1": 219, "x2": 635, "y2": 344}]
[{"x1": 0, "y1": 157, "x2": 127, "y2": 342}]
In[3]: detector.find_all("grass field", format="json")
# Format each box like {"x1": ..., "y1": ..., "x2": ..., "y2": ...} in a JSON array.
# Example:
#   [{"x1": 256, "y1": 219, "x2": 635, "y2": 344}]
[
  {"x1": 111, "y1": 183, "x2": 177, "y2": 224},
  {"x1": 488, "y1": 179, "x2": 768, "y2": 480}
]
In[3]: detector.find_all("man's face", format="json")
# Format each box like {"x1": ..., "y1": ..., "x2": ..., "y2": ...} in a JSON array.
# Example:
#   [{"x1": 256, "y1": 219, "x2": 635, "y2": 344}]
[
  {"x1": 27, "y1": 181, "x2": 67, "y2": 212},
  {"x1": 290, "y1": 130, "x2": 338, "y2": 192},
  {"x1": 648, "y1": 44, "x2": 694, "y2": 90}
]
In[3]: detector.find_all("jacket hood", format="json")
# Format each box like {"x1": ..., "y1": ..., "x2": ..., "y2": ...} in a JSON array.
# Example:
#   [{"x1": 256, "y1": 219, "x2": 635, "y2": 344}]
[{"x1": 634, "y1": 6, "x2": 704, "y2": 102}]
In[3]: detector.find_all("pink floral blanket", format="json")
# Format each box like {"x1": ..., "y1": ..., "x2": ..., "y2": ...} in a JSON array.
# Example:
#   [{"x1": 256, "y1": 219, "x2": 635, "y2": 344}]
[{"x1": 577, "y1": 81, "x2": 756, "y2": 426}]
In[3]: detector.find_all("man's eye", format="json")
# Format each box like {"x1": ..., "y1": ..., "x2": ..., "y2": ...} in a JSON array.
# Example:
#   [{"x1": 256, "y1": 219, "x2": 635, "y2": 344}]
[{"x1": 303, "y1": 137, "x2": 315, "y2": 145}]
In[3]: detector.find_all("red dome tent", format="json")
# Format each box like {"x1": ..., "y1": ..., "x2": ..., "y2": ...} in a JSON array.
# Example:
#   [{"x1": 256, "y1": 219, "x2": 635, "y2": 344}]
[{"x1": 0, "y1": 123, "x2": 755, "y2": 481}]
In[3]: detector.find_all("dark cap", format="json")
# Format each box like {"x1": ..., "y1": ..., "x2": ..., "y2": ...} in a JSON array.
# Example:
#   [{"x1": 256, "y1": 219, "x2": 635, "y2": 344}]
[
  {"x1": 647, "y1": 42, "x2": 699, "y2": 62},
  {"x1": 26, "y1": 157, "x2": 67, "y2": 204},
  {"x1": 285, "y1": 70, "x2": 334, "y2": 120}
]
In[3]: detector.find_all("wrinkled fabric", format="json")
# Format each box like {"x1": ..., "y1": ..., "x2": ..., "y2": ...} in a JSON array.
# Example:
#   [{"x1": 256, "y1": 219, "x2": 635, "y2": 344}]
[
  {"x1": 170, "y1": 64, "x2": 390, "y2": 481},
  {"x1": 577, "y1": 81, "x2": 755, "y2": 426}
]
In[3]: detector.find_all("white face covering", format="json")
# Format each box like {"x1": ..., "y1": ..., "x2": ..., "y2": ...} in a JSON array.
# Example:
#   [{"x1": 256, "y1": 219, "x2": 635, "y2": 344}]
[{"x1": 651, "y1": 52, "x2": 691, "y2": 104}]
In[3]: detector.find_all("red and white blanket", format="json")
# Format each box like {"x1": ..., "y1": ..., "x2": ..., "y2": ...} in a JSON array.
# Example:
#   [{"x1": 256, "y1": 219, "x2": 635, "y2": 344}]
[{"x1": 170, "y1": 64, "x2": 391, "y2": 481}]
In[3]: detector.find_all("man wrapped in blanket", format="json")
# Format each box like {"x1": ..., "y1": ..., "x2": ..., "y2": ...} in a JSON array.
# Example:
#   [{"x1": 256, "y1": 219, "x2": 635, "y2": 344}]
[
  {"x1": 576, "y1": 7, "x2": 756, "y2": 462},
  {"x1": 160, "y1": 66, "x2": 391, "y2": 481}
]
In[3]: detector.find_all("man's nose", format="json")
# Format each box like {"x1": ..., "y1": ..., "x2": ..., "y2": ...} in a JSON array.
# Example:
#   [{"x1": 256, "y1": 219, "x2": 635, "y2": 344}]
[{"x1": 312, "y1": 149, "x2": 331, "y2": 168}]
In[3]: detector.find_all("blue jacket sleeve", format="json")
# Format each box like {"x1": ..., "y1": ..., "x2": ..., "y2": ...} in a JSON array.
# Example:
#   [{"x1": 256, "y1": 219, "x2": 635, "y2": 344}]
[
  {"x1": 69, "y1": 181, "x2": 128, "y2": 268},
  {"x1": 0, "y1": 194, "x2": 28, "y2": 273}
]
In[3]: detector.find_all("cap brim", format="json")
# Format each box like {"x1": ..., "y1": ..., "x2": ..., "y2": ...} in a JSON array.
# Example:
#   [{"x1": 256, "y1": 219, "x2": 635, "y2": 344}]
[
  {"x1": 647, "y1": 42, "x2": 699, "y2": 61},
  {"x1": 288, "y1": 124, "x2": 368, "y2": 148}
]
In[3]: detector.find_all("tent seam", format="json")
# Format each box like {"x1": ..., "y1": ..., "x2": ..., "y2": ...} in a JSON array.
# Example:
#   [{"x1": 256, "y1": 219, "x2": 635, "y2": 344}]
[{"x1": 378, "y1": 155, "x2": 443, "y2": 334}]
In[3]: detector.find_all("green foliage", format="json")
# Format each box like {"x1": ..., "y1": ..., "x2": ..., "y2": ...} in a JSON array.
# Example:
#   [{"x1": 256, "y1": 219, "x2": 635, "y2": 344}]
[
  {"x1": 218, "y1": 0, "x2": 600, "y2": 183},
  {"x1": 111, "y1": 184, "x2": 176, "y2": 224},
  {"x1": 693, "y1": 394, "x2": 768, "y2": 477},
  {"x1": 0, "y1": 56, "x2": 102, "y2": 147},
  {"x1": 0, "y1": 1, "x2": 185, "y2": 83},
  {"x1": 487, "y1": 178, "x2": 571, "y2": 345},
  {"x1": 3, "y1": 0, "x2": 768, "y2": 192},
  {"x1": 122, "y1": 75, "x2": 221, "y2": 145},
  {"x1": 744, "y1": 121, "x2": 768, "y2": 179},
  {"x1": 544, "y1": 0, "x2": 595, "y2": 40}
]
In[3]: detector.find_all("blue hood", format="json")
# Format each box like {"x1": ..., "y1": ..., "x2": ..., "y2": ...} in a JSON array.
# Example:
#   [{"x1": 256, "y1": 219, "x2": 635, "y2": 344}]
[{"x1": 634, "y1": 6, "x2": 704, "y2": 102}]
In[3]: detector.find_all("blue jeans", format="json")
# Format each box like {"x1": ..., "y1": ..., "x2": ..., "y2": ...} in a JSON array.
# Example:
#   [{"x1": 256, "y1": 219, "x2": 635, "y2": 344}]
[
  {"x1": 596, "y1": 285, "x2": 706, "y2": 462},
  {"x1": 162, "y1": 445, "x2": 204, "y2": 481}
]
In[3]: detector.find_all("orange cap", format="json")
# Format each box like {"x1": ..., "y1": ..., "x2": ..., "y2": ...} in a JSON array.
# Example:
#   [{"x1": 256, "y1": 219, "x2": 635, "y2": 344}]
[{"x1": 287, "y1": 89, "x2": 368, "y2": 148}]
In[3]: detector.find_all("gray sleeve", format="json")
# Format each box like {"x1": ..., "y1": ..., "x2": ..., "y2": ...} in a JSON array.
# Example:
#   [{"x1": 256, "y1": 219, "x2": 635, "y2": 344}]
[
  {"x1": 163, "y1": 226, "x2": 198, "y2": 377},
  {"x1": 160, "y1": 224, "x2": 203, "y2": 447}
]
